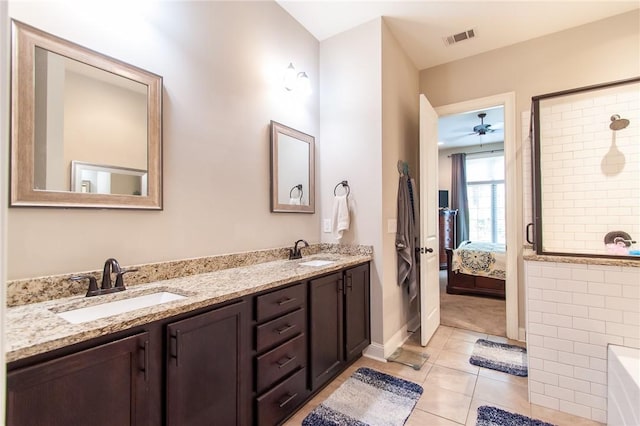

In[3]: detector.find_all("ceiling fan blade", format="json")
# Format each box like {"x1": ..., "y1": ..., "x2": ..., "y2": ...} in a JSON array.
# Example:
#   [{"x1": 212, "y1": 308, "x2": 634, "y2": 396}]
[{"x1": 447, "y1": 133, "x2": 477, "y2": 140}]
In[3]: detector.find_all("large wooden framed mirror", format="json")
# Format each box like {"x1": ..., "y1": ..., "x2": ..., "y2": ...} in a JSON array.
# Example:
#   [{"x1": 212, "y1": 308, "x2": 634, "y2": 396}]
[
  {"x1": 10, "y1": 20, "x2": 163, "y2": 209},
  {"x1": 270, "y1": 121, "x2": 315, "y2": 213}
]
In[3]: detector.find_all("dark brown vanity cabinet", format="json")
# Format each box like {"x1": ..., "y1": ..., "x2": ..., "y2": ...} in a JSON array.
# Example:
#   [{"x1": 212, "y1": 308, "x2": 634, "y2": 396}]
[
  {"x1": 254, "y1": 283, "x2": 309, "y2": 426},
  {"x1": 6, "y1": 300, "x2": 250, "y2": 426},
  {"x1": 166, "y1": 300, "x2": 251, "y2": 426},
  {"x1": 343, "y1": 264, "x2": 371, "y2": 363},
  {"x1": 6, "y1": 332, "x2": 151, "y2": 426},
  {"x1": 309, "y1": 263, "x2": 370, "y2": 391},
  {"x1": 6, "y1": 262, "x2": 371, "y2": 426}
]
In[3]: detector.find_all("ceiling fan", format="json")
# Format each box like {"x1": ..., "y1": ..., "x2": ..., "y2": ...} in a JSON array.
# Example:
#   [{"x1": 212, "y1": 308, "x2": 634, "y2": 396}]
[{"x1": 472, "y1": 112, "x2": 494, "y2": 135}]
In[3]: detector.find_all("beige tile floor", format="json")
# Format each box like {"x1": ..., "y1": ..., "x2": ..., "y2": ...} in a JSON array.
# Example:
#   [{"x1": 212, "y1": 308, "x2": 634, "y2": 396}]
[{"x1": 283, "y1": 325, "x2": 604, "y2": 426}]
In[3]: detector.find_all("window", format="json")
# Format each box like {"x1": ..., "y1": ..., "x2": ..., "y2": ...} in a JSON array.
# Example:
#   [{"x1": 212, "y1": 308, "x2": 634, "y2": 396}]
[{"x1": 466, "y1": 153, "x2": 505, "y2": 244}]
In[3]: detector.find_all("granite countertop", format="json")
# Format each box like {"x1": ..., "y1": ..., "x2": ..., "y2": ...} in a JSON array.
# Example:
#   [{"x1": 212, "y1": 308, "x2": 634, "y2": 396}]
[
  {"x1": 6, "y1": 253, "x2": 371, "y2": 363},
  {"x1": 523, "y1": 249, "x2": 640, "y2": 267}
]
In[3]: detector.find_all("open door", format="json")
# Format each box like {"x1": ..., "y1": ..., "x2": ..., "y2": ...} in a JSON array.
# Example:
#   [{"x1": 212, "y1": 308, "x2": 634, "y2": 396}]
[{"x1": 419, "y1": 94, "x2": 440, "y2": 346}]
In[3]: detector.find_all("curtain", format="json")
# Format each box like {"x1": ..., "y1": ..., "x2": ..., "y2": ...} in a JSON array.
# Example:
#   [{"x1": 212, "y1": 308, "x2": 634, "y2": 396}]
[{"x1": 451, "y1": 153, "x2": 469, "y2": 246}]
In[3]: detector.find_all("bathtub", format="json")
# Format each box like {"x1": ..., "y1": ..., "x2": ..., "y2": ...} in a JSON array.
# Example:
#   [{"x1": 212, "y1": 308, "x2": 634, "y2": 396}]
[{"x1": 608, "y1": 345, "x2": 640, "y2": 426}]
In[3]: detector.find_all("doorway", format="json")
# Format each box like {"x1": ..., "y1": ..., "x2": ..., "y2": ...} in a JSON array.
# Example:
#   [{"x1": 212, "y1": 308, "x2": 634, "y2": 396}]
[
  {"x1": 438, "y1": 106, "x2": 506, "y2": 336},
  {"x1": 420, "y1": 92, "x2": 519, "y2": 343}
]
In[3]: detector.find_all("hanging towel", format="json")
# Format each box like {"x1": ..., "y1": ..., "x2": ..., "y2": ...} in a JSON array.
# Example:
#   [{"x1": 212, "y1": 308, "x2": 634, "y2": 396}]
[
  {"x1": 396, "y1": 174, "x2": 419, "y2": 302},
  {"x1": 332, "y1": 194, "x2": 350, "y2": 240},
  {"x1": 289, "y1": 197, "x2": 301, "y2": 205}
]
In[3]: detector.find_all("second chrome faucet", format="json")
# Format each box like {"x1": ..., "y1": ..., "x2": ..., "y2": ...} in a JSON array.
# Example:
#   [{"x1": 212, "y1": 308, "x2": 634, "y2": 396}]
[{"x1": 289, "y1": 239, "x2": 309, "y2": 260}]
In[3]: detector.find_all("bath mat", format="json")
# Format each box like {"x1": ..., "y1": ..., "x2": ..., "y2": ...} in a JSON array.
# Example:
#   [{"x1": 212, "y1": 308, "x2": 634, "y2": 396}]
[
  {"x1": 387, "y1": 347, "x2": 429, "y2": 370},
  {"x1": 301, "y1": 367, "x2": 423, "y2": 426},
  {"x1": 476, "y1": 405, "x2": 556, "y2": 426},
  {"x1": 469, "y1": 339, "x2": 527, "y2": 376}
]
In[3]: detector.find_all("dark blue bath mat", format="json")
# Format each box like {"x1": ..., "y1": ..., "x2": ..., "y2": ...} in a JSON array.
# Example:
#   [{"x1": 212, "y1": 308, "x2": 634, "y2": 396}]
[
  {"x1": 476, "y1": 405, "x2": 556, "y2": 426},
  {"x1": 302, "y1": 367, "x2": 422, "y2": 425},
  {"x1": 469, "y1": 339, "x2": 528, "y2": 376}
]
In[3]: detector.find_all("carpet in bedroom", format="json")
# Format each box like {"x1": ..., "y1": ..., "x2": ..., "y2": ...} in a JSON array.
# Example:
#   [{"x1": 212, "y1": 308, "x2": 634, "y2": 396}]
[{"x1": 439, "y1": 270, "x2": 506, "y2": 337}]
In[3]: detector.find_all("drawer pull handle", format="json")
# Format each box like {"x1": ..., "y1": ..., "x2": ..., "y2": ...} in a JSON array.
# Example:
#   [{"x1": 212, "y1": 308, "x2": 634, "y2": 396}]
[
  {"x1": 170, "y1": 330, "x2": 181, "y2": 366},
  {"x1": 276, "y1": 324, "x2": 296, "y2": 335},
  {"x1": 277, "y1": 297, "x2": 296, "y2": 306},
  {"x1": 278, "y1": 392, "x2": 298, "y2": 408},
  {"x1": 276, "y1": 355, "x2": 296, "y2": 369},
  {"x1": 140, "y1": 340, "x2": 150, "y2": 382}
]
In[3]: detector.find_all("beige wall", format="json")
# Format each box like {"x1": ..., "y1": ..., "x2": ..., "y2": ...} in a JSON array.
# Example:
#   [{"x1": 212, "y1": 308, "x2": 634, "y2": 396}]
[
  {"x1": 421, "y1": 10, "x2": 640, "y2": 330},
  {"x1": 319, "y1": 18, "x2": 419, "y2": 355},
  {"x1": 421, "y1": 10, "x2": 640, "y2": 139},
  {"x1": 7, "y1": 1, "x2": 320, "y2": 279},
  {"x1": 319, "y1": 19, "x2": 384, "y2": 344},
  {"x1": 64, "y1": 71, "x2": 148, "y2": 175},
  {"x1": 381, "y1": 21, "x2": 420, "y2": 349}
]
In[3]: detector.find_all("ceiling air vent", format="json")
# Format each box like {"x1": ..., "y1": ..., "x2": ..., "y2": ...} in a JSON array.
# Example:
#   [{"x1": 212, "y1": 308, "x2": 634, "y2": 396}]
[{"x1": 443, "y1": 28, "x2": 477, "y2": 47}]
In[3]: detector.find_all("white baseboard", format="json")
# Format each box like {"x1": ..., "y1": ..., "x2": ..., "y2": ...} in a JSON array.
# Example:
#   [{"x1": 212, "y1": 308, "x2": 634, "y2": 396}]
[
  {"x1": 519, "y1": 327, "x2": 526, "y2": 342},
  {"x1": 362, "y1": 343, "x2": 386, "y2": 362},
  {"x1": 363, "y1": 318, "x2": 420, "y2": 361},
  {"x1": 407, "y1": 314, "x2": 420, "y2": 333}
]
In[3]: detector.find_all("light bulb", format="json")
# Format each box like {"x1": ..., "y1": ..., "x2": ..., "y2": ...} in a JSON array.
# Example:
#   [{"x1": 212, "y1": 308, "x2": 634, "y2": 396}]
[
  {"x1": 296, "y1": 72, "x2": 311, "y2": 96},
  {"x1": 283, "y1": 62, "x2": 296, "y2": 91}
]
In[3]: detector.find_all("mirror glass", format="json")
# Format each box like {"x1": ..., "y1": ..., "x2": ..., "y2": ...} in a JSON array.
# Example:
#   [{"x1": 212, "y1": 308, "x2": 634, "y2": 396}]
[
  {"x1": 71, "y1": 161, "x2": 147, "y2": 196},
  {"x1": 11, "y1": 20, "x2": 162, "y2": 209},
  {"x1": 532, "y1": 77, "x2": 640, "y2": 259},
  {"x1": 270, "y1": 121, "x2": 315, "y2": 213}
]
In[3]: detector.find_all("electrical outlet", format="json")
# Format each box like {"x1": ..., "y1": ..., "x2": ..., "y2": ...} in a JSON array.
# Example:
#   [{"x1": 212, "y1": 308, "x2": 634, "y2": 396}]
[
  {"x1": 387, "y1": 219, "x2": 397, "y2": 233},
  {"x1": 323, "y1": 219, "x2": 332, "y2": 233}
]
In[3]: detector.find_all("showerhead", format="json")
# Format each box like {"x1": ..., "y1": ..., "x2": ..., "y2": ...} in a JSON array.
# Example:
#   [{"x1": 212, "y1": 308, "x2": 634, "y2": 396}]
[{"x1": 610, "y1": 114, "x2": 630, "y2": 131}]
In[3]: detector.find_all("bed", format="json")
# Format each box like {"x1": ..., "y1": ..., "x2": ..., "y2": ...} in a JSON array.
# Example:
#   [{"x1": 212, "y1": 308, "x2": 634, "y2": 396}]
[{"x1": 445, "y1": 241, "x2": 506, "y2": 299}]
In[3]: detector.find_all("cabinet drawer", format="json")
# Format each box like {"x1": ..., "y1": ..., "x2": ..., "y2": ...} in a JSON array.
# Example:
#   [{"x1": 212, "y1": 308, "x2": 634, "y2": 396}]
[
  {"x1": 256, "y1": 283, "x2": 305, "y2": 322},
  {"x1": 256, "y1": 308, "x2": 305, "y2": 352},
  {"x1": 256, "y1": 333, "x2": 306, "y2": 394},
  {"x1": 256, "y1": 368, "x2": 307, "y2": 426}
]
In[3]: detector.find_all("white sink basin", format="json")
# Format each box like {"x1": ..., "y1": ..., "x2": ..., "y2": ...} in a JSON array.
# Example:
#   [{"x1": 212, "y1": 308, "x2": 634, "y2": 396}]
[
  {"x1": 299, "y1": 259, "x2": 336, "y2": 267},
  {"x1": 54, "y1": 291, "x2": 187, "y2": 324}
]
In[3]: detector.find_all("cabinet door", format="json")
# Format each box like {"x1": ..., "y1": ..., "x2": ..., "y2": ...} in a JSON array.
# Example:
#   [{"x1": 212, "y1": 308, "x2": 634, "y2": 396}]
[
  {"x1": 344, "y1": 263, "x2": 371, "y2": 362},
  {"x1": 166, "y1": 300, "x2": 250, "y2": 426},
  {"x1": 309, "y1": 272, "x2": 344, "y2": 390},
  {"x1": 7, "y1": 332, "x2": 150, "y2": 426}
]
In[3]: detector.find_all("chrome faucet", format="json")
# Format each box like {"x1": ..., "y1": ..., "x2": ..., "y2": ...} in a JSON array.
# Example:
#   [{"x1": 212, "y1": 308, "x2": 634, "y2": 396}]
[
  {"x1": 289, "y1": 239, "x2": 309, "y2": 260},
  {"x1": 71, "y1": 258, "x2": 138, "y2": 297}
]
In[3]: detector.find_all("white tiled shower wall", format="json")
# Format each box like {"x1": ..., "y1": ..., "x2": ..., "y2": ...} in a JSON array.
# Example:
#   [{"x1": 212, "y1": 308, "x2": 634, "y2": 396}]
[
  {"x1": 525, "y1": 260, "x2": 640, "y2": 422},
  {"x1": 539, "y1": 85, "x2": 640, "y2": 255}
]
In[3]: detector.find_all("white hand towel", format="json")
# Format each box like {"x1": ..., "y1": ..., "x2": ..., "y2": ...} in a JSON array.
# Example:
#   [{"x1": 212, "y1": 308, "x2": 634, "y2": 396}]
[
  {"x1": 289, "y1": 197, "x2": 301, "y2": 205},
  {"x1": 332, "y1": 195, "x2": 350, "y2": 240}
]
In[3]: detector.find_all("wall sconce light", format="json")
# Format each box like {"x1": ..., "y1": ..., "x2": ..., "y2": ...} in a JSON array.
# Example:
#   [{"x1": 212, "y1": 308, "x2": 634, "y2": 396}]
[{"x1": 284, "y1": 62, "x2": 311, "y2": 95}]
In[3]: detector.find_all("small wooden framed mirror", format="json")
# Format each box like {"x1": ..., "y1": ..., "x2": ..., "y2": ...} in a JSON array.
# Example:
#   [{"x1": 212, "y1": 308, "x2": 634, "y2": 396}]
[{"x1": 270, "y1": 121, "x2": 315, "y2": 213}]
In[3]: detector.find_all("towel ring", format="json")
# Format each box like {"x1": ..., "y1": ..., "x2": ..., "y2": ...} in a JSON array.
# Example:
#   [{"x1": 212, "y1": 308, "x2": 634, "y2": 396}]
[
  {"x1": 333, "y1": 180, "x2": 350, "y2": 197},
  {"x1": 290, "y1": 184, "x2": 303, "y2": 199}
]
